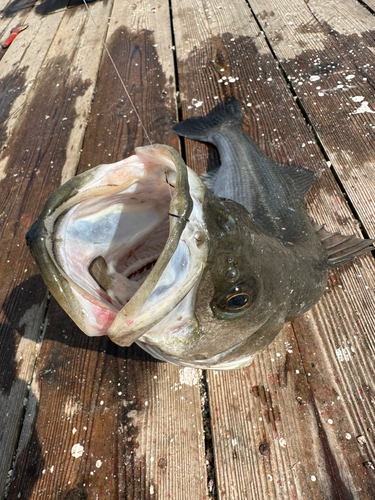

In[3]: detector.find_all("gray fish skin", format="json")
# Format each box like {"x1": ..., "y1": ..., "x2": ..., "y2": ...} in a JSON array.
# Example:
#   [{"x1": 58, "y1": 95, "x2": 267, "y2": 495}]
[
  {"x1": 173, "y1": 97, "x2": 317, "y2": 245},
  {"x1": 177, "y1": 191, "x2": 326, "y2": 365}
]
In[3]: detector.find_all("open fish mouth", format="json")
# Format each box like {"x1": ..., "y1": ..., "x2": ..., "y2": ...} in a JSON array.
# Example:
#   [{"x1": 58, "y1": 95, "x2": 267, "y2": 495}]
[{"x1": 26, "y1": 145, "x2": 209, "y2": 347}]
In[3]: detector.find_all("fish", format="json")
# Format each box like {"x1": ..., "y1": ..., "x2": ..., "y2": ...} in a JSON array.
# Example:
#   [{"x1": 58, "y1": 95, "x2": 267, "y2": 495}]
[{"x1": 26, "y1": 97, "x2": 374, "y2": 369}]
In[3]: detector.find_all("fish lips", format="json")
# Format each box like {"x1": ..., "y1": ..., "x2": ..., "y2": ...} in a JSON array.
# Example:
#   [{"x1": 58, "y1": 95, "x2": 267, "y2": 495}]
[
  {"x1": 108, "y1": 147, "x2": 209, "y2": 346},
  {"x1": 26, "y1": 145, "x2": 209, "y2": 346}
]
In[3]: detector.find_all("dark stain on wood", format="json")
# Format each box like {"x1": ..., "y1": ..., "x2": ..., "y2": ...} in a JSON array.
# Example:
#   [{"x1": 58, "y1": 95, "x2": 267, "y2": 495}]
[
  {"x1": 34, "y1": 0, "x2": 69, "y2": 16},
  {"x1": 0, "y1": 48, "x2": 92, "y2": 401},
  {"x1": 78, "y1": 25, "x2": 177, "y2": 173},
  {"x1": 279, "y1": 26, "x2": 375, "y2": 235},
  {"x1": 251, "y1": 385, "x2": 280, "y2": 436},
  {"x1": 296, "y1": 20, "x2": 322, "y2": 36},
  {"x1": 0, "y1": 275, "x2": 45, "y2": 394},
  {"x1": 2, "y1": 0, "x2": 38, "y2": 18},
  {"x1": 257, "y1": 10, "x2": 275, "y2": 21},
  {"x1": 177, "y1": 31, "x2": 317, "y2": 174},
  {"x1": 280, "y1": 350, "x2": 292, "y2": 389},
  {"x1": 310, "y1": 396, "x2": 355, "y2": 500},
  {"x1": 7, "y1": 292, "x2": 159, "y2": 498},
  {"x1": 64, "y1": 483, "x2": 87, "y2": 500},
  {"x1": 0, "y1": 54, "x2": 91, "y2": 227},
  {"x1": 258, "y1": 442, "x2": 270, "y2": 456}
]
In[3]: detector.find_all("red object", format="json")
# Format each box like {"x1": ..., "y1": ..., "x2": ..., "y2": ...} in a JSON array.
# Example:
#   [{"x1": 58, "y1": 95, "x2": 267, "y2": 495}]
[{"x1": 2, "y1": 24, "x2": 28, "y2": 49}]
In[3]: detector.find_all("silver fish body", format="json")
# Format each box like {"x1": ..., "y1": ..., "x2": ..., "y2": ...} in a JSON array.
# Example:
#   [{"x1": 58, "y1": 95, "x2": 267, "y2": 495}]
[{"x1": 26, "y1": 98, "x2": 374, "y2": 369}]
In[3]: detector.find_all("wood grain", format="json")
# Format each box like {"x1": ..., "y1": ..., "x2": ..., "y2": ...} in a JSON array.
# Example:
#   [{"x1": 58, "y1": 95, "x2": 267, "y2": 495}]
[
  {"x1": 171, "y1": 0, "x2": 375, "y2": 497},
  {"x1": 7, "y1": 300, "x2": 207, "y2": 499},
  {"x1": 250, "y1": 0, "x2": 375, "y2": 239},
  {"x1": 0, "y1": 0, "x2": 114, "y2": 497},
  {"x1": 0, "y1": 0, "x2": 374, "y2": 498},
  {"x1": 5, "y1": 0, "x2": 207, "y2": 498},
  {"x1": 208, "y1": 326, "x2": 339, "y2": 500}
]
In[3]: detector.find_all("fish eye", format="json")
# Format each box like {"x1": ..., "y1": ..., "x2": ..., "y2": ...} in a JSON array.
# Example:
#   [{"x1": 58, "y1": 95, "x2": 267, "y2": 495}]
[
  {"x1": 219, "y1": 292, "x2": 252, "y2": 311},
  {"x1": 226, "y1": 293, "x2": 250, "y2": 309},
  {"x1": 214, "y1": 280, "x2": 259, "y2": 314}
]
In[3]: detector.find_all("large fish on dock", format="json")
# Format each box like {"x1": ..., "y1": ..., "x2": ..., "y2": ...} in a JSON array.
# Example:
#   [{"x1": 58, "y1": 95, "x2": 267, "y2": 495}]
[{"x1": 26, "y1": 97, "x2": 374, "y2": 369}]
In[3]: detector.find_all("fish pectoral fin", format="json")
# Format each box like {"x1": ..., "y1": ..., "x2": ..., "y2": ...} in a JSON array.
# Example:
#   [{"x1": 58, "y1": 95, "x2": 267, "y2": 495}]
[
  {"x1": 316, "y1": 224, "x2": 375, "y2": 267},
  {"x1": 279, "y1": 163, "x2": 318, "y2": 199}
]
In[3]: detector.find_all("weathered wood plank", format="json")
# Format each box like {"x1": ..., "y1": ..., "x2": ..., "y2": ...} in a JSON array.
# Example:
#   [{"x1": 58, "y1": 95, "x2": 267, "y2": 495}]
[
  {"x1": 171, "y1": 0, "x2": 375, "y2": 497},
  {"x1": 207, "y1": 326, "x2": 338, "y2": 500},
  {"x1": 0, "y1": 0, "x2": 68, "y2": 169},
  {"x1": 361, "y1": 0, "x2": 375, "y2": 13},
  {"x1": 6, "y1": 0, "x2": 207, "y2": 498},
  {"x1": 7, "y1": 301, "x2": 207, "y2": 500},
  {"x1": 1, "y1": 0, "x2": 374, "y2": 498},
  {"x1": 250, "y1": 0, "x2": 375, "y2": 239},
  {"x1": 78, "y1": 0, "x2": 179, "y2": 170},
  {"x1": 0, "y1": 1, "x2": 32, "y2": 62},
  {"x1": 0, "y1": 0, "x2": 114, "y2": 497}
]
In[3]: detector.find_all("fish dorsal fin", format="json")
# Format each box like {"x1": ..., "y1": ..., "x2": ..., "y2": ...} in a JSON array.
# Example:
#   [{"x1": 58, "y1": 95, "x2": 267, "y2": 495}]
[
  {"x1": 172, "y1": 96, "x2": 243, "y2": 141},
  {"x1": 315, "y1": 224, "x2": 374, "y2": 268},
  {"x1": 279, "y1": 163, "x2": 318, "y2": 199}
]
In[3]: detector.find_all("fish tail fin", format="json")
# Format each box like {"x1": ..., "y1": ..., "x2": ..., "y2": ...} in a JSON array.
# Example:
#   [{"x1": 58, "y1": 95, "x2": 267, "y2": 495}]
[
  {"x1": 316, "y1": 224, "x2": 375, "y2": 267},
  {"x1": 172, "y1": 96, "x2": 243, "y2": 141}
]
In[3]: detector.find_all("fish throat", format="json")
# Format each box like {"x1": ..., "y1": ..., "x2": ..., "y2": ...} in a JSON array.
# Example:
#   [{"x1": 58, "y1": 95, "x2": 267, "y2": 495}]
[{"x1": 53, "y1": 184, "x2": 171, "y2": 312}]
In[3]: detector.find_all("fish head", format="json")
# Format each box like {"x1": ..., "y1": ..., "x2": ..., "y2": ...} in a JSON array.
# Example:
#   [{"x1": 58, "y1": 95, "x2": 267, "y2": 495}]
[{"x1": 139, "y1": 192, "x2": 296, "y2": 368}]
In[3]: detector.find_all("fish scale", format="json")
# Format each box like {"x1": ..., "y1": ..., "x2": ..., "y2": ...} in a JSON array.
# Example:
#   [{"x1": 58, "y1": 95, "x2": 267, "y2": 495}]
[{"x1": 173, "y1": 97, "x2": 315, "y2": 245}]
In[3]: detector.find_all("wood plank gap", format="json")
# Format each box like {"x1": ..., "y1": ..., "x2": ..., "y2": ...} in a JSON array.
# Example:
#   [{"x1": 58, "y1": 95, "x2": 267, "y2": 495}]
[
  {"x1": 2, "y1": 292, "x2": 49, "y2": 500},
  {"x1": 168, "y1": 0, "x2": 187, "y2": 161},
  {"x1": 201, "y1": 370, "x2": 218, "y2": 499},
  {"x1": 357, "y1": 0, "x2": 375, "y2": 15},
  {"x1": 247, "y1": 0, "x2": 374, "y2": 244}
]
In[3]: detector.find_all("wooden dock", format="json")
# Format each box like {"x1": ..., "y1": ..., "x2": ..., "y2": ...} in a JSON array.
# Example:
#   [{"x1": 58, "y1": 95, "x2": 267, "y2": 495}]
[{"x1": 0, "y1": 0, "x2": 375, "y2": 498}]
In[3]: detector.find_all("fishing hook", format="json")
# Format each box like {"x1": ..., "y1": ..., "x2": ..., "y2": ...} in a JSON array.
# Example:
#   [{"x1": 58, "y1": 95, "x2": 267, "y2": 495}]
[{"x1": 168, "y1": 213, "x2": 190, "y2": 222}]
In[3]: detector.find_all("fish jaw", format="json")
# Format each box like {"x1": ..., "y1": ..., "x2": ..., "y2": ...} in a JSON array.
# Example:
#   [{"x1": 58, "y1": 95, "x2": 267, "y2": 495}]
[
  {"x1": 26, "y1": 145, "x2": 208, "y2": 341},
  {"x1": 107, "y1": 162, "x2": 209, "y2": 346}
]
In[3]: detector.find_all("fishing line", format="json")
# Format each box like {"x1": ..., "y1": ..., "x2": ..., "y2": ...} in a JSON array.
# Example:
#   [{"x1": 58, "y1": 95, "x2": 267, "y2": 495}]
[{"x1": 82, "y1": 0, "x2": 152, "y2": 145}]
